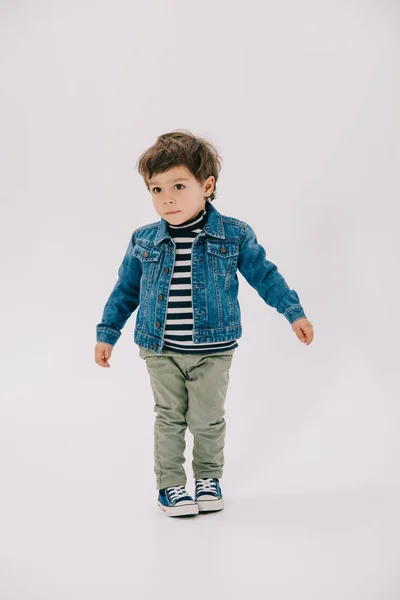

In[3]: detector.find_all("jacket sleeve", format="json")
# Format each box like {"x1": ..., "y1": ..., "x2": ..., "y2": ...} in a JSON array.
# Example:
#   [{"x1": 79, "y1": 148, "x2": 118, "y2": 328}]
[
  {"x1": 96, "y1": 230, "x2": 142, "y2": 345},
  {"x1": 237, "y1": 223, "x2": 306, "y2": 325}
]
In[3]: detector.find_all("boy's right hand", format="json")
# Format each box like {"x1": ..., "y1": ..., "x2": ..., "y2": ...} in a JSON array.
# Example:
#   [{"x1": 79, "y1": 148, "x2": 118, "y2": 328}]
[{"x1": 95, "y1": 342, "x2": 113, "y2": 368}]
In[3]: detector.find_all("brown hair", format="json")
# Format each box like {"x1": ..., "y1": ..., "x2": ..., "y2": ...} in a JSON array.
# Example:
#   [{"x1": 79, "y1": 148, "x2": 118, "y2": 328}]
[{"x1": 136, "y1": 129, "x2": 222, "y2": 201}]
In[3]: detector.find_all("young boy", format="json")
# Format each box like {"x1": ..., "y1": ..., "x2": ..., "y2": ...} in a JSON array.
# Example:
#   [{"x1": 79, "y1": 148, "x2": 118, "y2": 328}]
[{"x1": 94, "y1": 130, "x2": 314, "y2": 518}]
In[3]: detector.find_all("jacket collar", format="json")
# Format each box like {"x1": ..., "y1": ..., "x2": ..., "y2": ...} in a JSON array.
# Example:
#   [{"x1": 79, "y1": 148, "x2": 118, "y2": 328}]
[{"x1": 154, "y1": 200, "x2": 226, "y2": 245}]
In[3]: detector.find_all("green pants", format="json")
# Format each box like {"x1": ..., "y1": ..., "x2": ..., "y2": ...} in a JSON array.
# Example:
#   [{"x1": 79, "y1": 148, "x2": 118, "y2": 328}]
[{"x1": 138, "y1": 346, "x2": 236, "y2": 490}]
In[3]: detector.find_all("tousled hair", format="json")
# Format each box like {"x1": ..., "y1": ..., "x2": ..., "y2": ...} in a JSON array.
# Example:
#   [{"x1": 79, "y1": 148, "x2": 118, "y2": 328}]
[{"x1": 136, "y1": 129, "x2": 222, "y2": 201}]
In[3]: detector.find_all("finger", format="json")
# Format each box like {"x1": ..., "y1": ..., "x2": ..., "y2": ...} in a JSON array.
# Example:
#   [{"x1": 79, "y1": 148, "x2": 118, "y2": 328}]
[
  {"x1": 95, "y1": 350, "x2": 110, "y2": 367},
  {"x1": 304, "y1": 333, "x2": 312, "y2": 345}
]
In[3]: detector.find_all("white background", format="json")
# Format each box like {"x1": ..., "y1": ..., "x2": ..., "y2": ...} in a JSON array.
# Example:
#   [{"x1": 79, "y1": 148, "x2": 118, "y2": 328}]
[{"x1": 1, "y1": 1, "x2": 399, "y2": 598}]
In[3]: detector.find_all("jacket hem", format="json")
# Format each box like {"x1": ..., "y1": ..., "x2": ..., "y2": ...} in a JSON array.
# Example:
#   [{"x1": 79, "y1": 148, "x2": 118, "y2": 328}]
[{"x1": 134, "y1": 326, "x2": 242, "y2": 355}]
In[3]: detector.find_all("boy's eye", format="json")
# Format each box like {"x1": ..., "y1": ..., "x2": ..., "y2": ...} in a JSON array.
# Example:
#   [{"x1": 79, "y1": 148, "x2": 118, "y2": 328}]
[{"x1": 151, "y1": 184, "x2": 185, "y2": 194}]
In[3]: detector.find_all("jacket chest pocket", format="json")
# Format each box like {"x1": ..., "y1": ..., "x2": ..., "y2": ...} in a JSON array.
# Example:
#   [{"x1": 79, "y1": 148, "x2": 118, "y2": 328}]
[
  {"x1": 206, "y1": 240, "x2": 240, "y2": 275},
  {"x1": 132, "y1": 244, "x2": 163, "y2": 278}
]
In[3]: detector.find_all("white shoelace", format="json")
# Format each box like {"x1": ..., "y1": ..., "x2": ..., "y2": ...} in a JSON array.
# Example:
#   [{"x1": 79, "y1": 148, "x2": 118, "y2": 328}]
[
  {"x1": 196, "y1": 478, "x2": 217, "y2": 494},
  {"x1": 166, "y1": 485, "x2": 189, "y2": 502}
]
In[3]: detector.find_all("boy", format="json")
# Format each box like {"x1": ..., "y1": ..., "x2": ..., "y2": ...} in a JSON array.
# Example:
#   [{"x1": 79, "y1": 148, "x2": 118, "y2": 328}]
[{"x1": 94, "y1": 130, "x2": 314, "y2": 518}]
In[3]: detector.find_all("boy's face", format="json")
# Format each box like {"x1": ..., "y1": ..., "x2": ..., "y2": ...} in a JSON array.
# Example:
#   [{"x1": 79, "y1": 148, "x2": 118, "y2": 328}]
[{"x1": 148, "y1": 166, "x2": 215, "y2": 225}]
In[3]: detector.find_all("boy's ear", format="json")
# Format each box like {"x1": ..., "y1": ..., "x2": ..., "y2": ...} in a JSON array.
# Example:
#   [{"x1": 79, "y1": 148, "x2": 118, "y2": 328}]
[{"x1": 204, "y1": 175, "x2": 215, "y2": 196}]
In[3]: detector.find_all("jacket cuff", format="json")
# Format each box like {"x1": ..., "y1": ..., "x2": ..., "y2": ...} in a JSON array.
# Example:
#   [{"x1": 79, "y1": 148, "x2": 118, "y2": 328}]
[
  {"x1": 96, "y1": 325, "x2": 121, "y2": 346},
  {"x1": 283, "y1": 305, "x2": 307, "y2": 325}
]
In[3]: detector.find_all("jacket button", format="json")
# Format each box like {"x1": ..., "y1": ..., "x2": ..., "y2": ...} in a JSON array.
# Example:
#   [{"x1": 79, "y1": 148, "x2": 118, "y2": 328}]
[
  {"x1": 220, "y1": 246, "x2": 227, "y2": 253},
  {"x1": 152, "y1": 343, "x2": 158, "y2": 349},
  {"x1": 158, "y1": 293, "x2": 163, "y2": 300},
  {"x1": 155, "y1": 321, "x2": 161, "y2": 328},
  {"x1": 143, "y1": 250, "x2": 149, "y2": 257},
  {"x1": 163, "y1": 267, "x2": 169, "y2": 274}
]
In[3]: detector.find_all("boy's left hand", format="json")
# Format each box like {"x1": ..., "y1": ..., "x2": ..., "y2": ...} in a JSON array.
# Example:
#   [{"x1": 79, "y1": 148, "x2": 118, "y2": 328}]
[{"x1": 292, "y1": 318, "x2": 314, "y2": 346}]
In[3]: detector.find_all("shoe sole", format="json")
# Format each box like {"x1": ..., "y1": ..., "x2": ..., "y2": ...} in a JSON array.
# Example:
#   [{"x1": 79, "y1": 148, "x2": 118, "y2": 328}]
[
  {"x1": 157, "y1": 500, "x2": 199, "y2": 517},
  {"x1": 196, "y1": 497, "x2": 224, "y2": 512}
]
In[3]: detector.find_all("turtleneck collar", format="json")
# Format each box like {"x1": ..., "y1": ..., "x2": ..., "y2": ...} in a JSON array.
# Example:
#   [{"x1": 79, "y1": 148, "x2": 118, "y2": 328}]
[{"x1": 167, "y1": 205, "x2": 208, "y2": 231}]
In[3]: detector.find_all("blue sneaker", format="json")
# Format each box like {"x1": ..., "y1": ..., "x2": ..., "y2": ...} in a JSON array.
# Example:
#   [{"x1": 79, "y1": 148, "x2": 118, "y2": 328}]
[
  {"x1": 195, "y1": 478, "x2": 224, "y2": 512},
  {"x1": 157, "y1": 485, "x2": 199, "y2": 517}
]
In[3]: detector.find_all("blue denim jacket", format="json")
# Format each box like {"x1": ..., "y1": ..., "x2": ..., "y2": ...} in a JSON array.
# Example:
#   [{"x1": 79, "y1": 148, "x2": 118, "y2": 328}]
[{"x1": 96, "y1": 201, "x2": 306, "y2": 354}]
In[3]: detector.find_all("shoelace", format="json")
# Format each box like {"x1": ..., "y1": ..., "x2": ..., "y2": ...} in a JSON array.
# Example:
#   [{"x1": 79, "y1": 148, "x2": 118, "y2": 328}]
[
  {"x1": 166, "y1": 485, "x2": 189, "y2": 503},
  {"x1": 196, "y1": 478, "x2": 218, "y2": 494}
]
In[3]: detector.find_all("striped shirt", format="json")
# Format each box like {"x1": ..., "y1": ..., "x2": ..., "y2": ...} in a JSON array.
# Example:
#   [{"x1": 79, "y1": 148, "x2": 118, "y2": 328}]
[{"x1": 163, "y1": 206, "x2": 238, "y2": 354}]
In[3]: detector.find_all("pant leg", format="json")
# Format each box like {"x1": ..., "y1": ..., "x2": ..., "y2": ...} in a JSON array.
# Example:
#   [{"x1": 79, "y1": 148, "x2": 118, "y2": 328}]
[
  {"x1": 184, "y1": 350, "x2": 235, "y2": 480},
  {"x1": 138, "y1": 347, "x2": 189, "y2": 490}
]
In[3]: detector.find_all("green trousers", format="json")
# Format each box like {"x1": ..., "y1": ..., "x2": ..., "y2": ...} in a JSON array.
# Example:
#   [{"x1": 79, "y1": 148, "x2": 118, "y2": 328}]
[{"x1": 138, "y1": 346, "x2": 236, "y2": 490}]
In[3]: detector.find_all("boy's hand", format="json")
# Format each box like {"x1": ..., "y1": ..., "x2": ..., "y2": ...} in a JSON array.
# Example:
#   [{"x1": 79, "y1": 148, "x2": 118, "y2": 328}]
[
  {"x1": 292, "y1": 318, "x2": 314, "y2": 346},
  {"x1": 95, "y1": 342, "x2": 114, "y2": 367}
]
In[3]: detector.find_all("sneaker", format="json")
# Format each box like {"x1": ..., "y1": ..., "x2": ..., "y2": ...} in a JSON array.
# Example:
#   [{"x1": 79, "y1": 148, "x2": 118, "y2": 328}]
[
  {"x1": 157, "y1": 485, "x2": 199, "y2": 517},
  {"x1": 194, "y1": 478, "x2": 224, "y2": 512}
]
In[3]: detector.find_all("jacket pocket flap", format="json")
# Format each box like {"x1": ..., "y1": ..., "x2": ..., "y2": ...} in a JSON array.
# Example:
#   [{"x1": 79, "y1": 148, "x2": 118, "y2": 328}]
[
  {"x1": 132, "y1": 244, "x2": 162, "y2": 262},
  {"x1": 206, "y1": 240, "x2": 240, "y2": 258}
]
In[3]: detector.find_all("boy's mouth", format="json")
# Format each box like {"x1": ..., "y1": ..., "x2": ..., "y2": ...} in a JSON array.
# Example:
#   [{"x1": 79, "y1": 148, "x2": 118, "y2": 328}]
[{"x1": 166, "y1": 210, "x2": 181, "y2": 214}]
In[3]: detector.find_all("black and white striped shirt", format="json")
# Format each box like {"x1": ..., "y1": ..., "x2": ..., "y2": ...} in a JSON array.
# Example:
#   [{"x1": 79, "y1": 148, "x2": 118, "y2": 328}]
[{"x1": 163, "y1": 206, "x2": 238, "y2": 354}]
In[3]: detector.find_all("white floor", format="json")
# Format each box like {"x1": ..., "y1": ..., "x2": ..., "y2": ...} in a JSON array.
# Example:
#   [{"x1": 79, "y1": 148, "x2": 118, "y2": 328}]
[{"x1": 1, "y1": 476, "x2": 399, "y2": 599}]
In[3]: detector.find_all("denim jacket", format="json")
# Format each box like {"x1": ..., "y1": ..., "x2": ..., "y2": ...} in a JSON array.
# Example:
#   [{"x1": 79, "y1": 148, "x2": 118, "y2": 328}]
[{"x1": 96, "y1": 201, "x2": 306, "y2": 354}]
